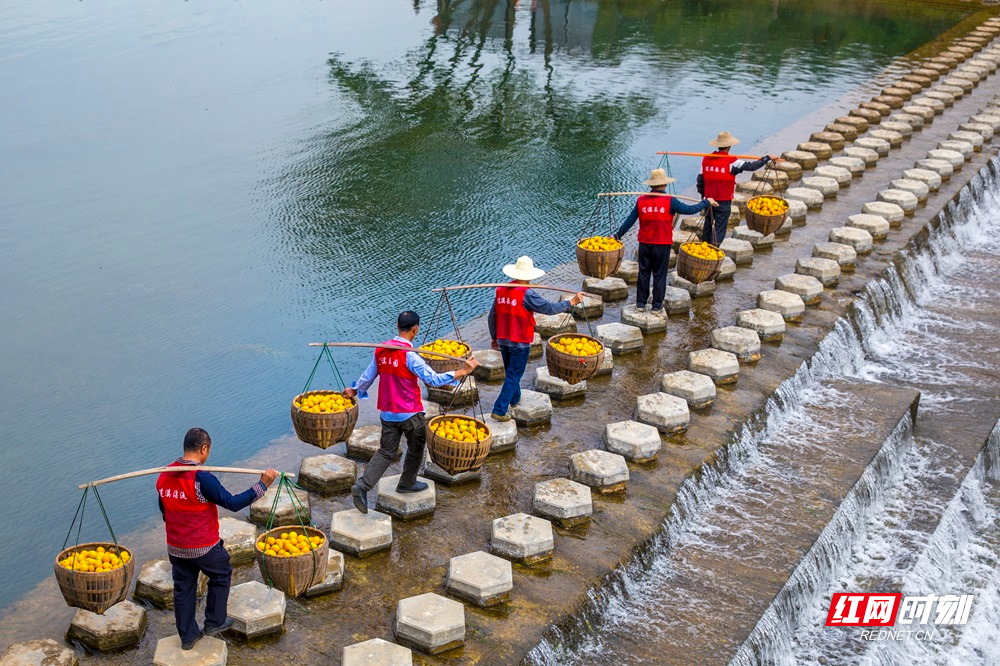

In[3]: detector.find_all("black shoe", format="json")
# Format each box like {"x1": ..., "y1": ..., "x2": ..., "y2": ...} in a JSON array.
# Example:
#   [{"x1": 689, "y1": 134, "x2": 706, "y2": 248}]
[
  {"x1": 204, "y1": 618, "x2": 233, "y2": 636},
  {"x1": 351, "y1": 483, "x2": 368, "y2": 514},
  {"x1": 181, "y1": 631, "x2": 204, "y2": 650},
  {"x1": 396, "y1": 481, "x2": 429, "y2": 493}
]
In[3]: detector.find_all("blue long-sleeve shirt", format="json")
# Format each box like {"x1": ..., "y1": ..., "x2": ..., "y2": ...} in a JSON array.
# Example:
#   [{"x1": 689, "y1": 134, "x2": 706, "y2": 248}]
[
  {"x1": 615, "y1": 195, "x2": 711, "y2": 241},
  {"x1": 352, "y1": 336, "x2": 458, "y2": 421},
  {"x1": 488, "y1": 288, "x2": 572, "y2": 349}
]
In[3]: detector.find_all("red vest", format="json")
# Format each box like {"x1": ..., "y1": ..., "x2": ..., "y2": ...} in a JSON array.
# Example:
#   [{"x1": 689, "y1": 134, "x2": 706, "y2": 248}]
[
  {"x1": 702, "y1": 152, "x2": 738, "y2": 201},
  {"x1": 375, "y1": 339, "x2": 423, "y2": 413},
  {"x1": 495, "y1": 283, "x2": 535, "y2": 344},
  {"x1": 156, "y1": 461, "x2": 220, "y2": 550},
  {"x1": 636, "y1": 194, "x2": 674, "y2": 245}
]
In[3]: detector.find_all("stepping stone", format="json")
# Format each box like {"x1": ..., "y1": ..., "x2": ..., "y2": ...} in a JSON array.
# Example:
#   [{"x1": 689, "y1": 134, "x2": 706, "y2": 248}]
[
  {"x1": 298, "y1": 453, "x2": 357, "y2": 495},
  {"x1": 680, "y1": 214, "x2": 706, "y2": 231},
  {"x1": 582, "y1": 276, "x2": 628, "y2": 302},
  {"x1": 902, "y1": 168, "x2": 942, "y2": 191},
  {"x1": 752, "y1": 168, "x2": 790, "y2": 191},
  {"x1": 153, "y1": 636, "x2": 226, "y2": 666},
  {"x1": 612, "y1": 259, "x2": 639, "y2": 283},
  {"x1": 879, "y1": 121, "x2": 913, "y2": 138},
  {"x1": 855, "y1": 136, "x2": 890, "y2": 156},
  {"x1": 958, "y1": 122, "x2": 994, "y2": 140},
  {"x1": 669, "y1": 271, "x2": 716, "y2": 298},
  {"x1": 810, "y1": 131, "x2": 845, "y2": 150},
  {"x1": 802, "y1": 176, "x2": 839, "y2": 198},
  {"x1": 304, "y1": 550, "x2": 345, "y2": 597},
  {"x1": 710, "y1": 326, "x2": 761, "y2": 363},
  {"x1": 604, "y1": 420, "x2": 663, "y2": 462},
  {"x1": 228, "y1": 581, "x2": 285, "y2": 639},
  {"x1": 843, "y1": 146, "x2": 879, "y2": 166},
  {"x1": 1, "y1": 640, "x2": 78, "y2": 666},
  {"x1": 877, "y1": 189, "x2": 918, "y2": 216},
  {"x1": 850, "y1": 107, "x2": 883, "y2": 123},
  {"x1": 862, "y1": 201, "x2": 905, "y2": 227},
  {"x1": 688, "y1": 348, "x2": 739, "y2": 384},
  {"x1": 795, "y1": 257, "x2": 841, "y2": 286},
  {"x1": 376, "y1": 474, "x2": 435, "y2": 520},
  {"x1": 911, "y1": 68, "x2": 940, "y2": 81},
  {"x1": 732, "y1": 227, "x2": 775, "y2": 248},
  {"x1": 570, "y1": 449, "x2": 630, "y2": 493},
  {"x1": 532, "y1": 478, "x2": 593, "y2": 527},
  {"x1": 621, "y1": 304, "x2": 669, "y2": 333},
  {"x1": 529, "y1": 332, "x2": 544, "y2": 359},
  {"x1": 427, "y1": 377, "x2": 478, "y2": 407},
  {"x1": 938, "y1": 139, "x2": 974, "y2": 159},
  {"x1": 888, "y1": 113, "x2": 923, "y2": 130},
  {"x1": 560, "y1": 291, "x2": 604, "y2": 319},
  {"x1": 757, "y1": 290, "x2": 806, "y2": 322},
  {"x1": 134, "y1": 557, "x2": 207, "y2": 608},
  {"x1": 596, "y1": 322, "x2": 644, "y2": 355},
  {"x1": 511, "y1": 389, "x2": 554, "y2": 426},
  {"x1": 828, "y1": 156, "x2": 865, "y2": 175},
  {"x1": 890, "y1": 80, "x2": 922, "y2": 94},
  {"x1": 534, "y1": 312, "x2": 577, "y2": 338},
  {"x1": 471, "y1": 349, "x2": 505, "y2": 381},
  {"x1": 924, "y1": 90, "x2": 956, "y2": 105},
  {"x1": 330, "y1": 509, "x2": 393, "y2": 557},
  {"x1": 594, "y1": 347, "x2": 614, "y2": 377},
  {"x1": 883, "y1": 86, "x2": 913, "y2": 100},
  {"x1": 824, "y1": 122, "x2": 858, "y2": 140},
  {"x1": 781, "y1": 150, "x2": 818, "y2": 169},
  {"x1": 635, "y1": 391, "x2": 690, "y2": 433},
  {"x1": 446, "y1": 551, "x2": 514, "y2": 606},
  {"x1": 716, "y1": 256, "x2": 737, "y2": 279},
  {"x1": 343, "y1": 638, "x2": 412, "y2": 666},
  {"x1": 719, "y1": 237, "x2": 754, "y2": 265},
  {"x1": 346, "y1": 425, "x2": 398, "y2": 462},
  {"x1": 868, "y1": 128, "x2": 904, "y2": 147},
  {"x1": 67, "y1": 601, "x2": 146, "y2": 651},
  {"x1": 890, "y1": 179, "x2": 930, "y2": 204},
  {"x1": 914, "y1": 158, "x2": 954, "y2": 180},
  {"x1": 797, "y1": 141, "x2": 833, "y2": 159},
  {"x1": 943, "y1": 75, "x2": 975, "y2": 91},
  {"x1": 735, "y1": 308, "x2": 785, "y2": 342},
  {"x1": 912, "y1": 97, "x2": 945, "y2": 114},
  {"x1": 813, "y1": 242, "x2": 857, "y2": 271},
  {"x1": 901, "y1": 105, "x2": 935, "y2": 121},
  {"x1": 773, "y1": 159, "x2": 804, "y2": 180},
  {"x1": 491, "y1": 513, "x2": 553, "y2": 564},
  {"x1": 836, "y1": 114, "x2": 870, "y2": 131},
  {"x1": 489, "y1": 419, "x2": 518, "y2": 453},
  {"x1": 423, "y1": 459, "x2": 481, "y2": 486},
  {"x1": 662, "y1": 285, "x2": 692, "y2": 315},
  {"x1": 814, "y1": 165, "x2": 852, "y2": 186},
  {"x1": 860, "y1": 100, "x2": 891, "y2": 116},
  {"x1": 396, "y1": 593, "x2": 465, "y2": 655},
  {"x1": 829, "y1": 227, "x2": 874, "y2": 254},
  {"x1": 937, "y1": 84, "x2": 967, "y2": 99},
  {"x1": 737, "y1": 180, "x2": 772, "y2": 196},
  {"x1": 250, "y1": 483, "x2": 311, "y2": 527},
  {"x1": 787, "y1": 198, "x2": 808, "y2": 223},
  {"x1": 949, "y1": 130, "x2": 984, "y2": 151},
  {"x1": 533, "y1": 366, "x2": 587, "y2": 399},
  {"x1": 218, "y1": 518, "x2": 258, "y2": 565},
  {"x1": 847, "y1": 214, "x2": 889, "y2": 240},
  {"x1": 871, "y1": 94, "x2": 904, "y2": 109},
  {"x1": 784, "y1": 187, "x2": 824, "y2": 210}
]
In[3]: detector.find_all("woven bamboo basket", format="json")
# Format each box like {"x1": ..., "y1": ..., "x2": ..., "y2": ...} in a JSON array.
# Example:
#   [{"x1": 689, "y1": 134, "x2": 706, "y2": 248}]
[
  {"x1": 576, "y1": 240, "x2": 625, "y2": 279},
  {"x1": 545, "y1": 333, "x2": 604, "y2": 385},
  {"x1": 426, "y1": 415, "x2": 492, "y2": 475},
  {"x1": 290, "y1": 391, "x2": 359, "y2": 449},
  {"x1": 54, "y1": 543, "x2": 134, "y2": 614},
  {"x1": 418, "y1": 340, "x2": 470, "y2": 374},
  {"x1": 677, "y1": 243, "x2": 725, "y2": 284},
  {"x1": 255, "y1": 526, "x2": 329, "y2": 597},
  {"x1": 744, "y1": 196, "x2": 788, "y2": 236}
]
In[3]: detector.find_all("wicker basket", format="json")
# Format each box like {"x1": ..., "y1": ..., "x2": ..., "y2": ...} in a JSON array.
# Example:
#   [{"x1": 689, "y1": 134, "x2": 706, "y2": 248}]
[
  {"x1": 545, "y1": 333, "x2": 604, "y2": 385},
  {"x1": 426, "y1": 415, "x2": 492, "y2": 475},
  {"x1": 255, "y1": 526, "x2": 329, "y2": 597},
  {"x1": 54, "y1": 543, "x2": 134, "y2": 614},
  {"x1": 677, "y1": 243, "x2": 725, "y2": 285},
  {"x1": 576, "y1": 241, "x2": 625, "y2": 279},
  {"x1": 290, "y1": 391, "x2": 359, "y2": 450},
  {"x1": 418, "y1": 341, "x2": 470, "y2": 374},
  {"x1": 744, "y1": 196, "x2": 788, "y2": 236}
]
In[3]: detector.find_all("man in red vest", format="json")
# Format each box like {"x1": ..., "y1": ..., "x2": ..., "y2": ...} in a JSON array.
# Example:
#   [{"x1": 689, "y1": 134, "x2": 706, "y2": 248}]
[
  {"x1": 614, "y1": 169, "x2": 716, "y2": 311},
  {"x1": 342, "y1": 311, "x2": 478, "y2": 514},
  {"x1": 699, "y1": 130, "x2": 777, "y2": 244},
  {"x1": 156, "y1": 428, "x2": 278, "y2": 650}
]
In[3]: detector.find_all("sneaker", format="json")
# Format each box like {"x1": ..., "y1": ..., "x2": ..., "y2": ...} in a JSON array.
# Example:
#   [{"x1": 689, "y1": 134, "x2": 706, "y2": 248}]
[
  {"x1": 351, "y1": 483, "x2": 368, "y2": 514},
  {"x1": 181, "y1": 631, "x2": 204, "y2": 651},
  {"x1": 204, "y1": 618, "x2": 233, "y2": 636},
  {"x1": 650, "y1": 304, "x2": 664, "y2": 313},
  {"x1": 396, "y1": 481, "x2": 429, "y2": 493},
  {"x1": 490, "y1": 411, "x2": 512, "y2": 422}
]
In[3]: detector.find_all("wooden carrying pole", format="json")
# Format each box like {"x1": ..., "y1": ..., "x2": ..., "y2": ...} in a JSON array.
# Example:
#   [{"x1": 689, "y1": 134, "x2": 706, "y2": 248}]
[
  {"x1": 308, "y1": 341, "x2": 469, "y2": 363},
  {"x1": 80, "y1": 466, "x2": 286, "y2": 490},
  {"x1": 596, "y1": 191, "x2": 705, "y2": 203},
  {"x1": 656, "y1": 151, "x2": 763, "y2": 159},
  {"x1": 430, "y1": 283, "x2": 579, "y2": 294}
]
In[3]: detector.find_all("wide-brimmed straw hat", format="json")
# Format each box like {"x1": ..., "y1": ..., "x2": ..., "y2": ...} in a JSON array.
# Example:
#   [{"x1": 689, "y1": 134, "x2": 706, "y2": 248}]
[
  {"x1": 503, "y1": 256, "x2": 546, "y2": 281},
  {"x1": 642, "y1": 168, "x2": 676, "y2": 187},
  {"x1": 709, "y1": 130, "x2": 741, "y2": 148}
]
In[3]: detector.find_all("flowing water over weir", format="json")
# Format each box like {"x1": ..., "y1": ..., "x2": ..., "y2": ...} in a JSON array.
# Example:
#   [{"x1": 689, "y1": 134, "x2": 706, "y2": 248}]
[{"x1": 528, "y1": 161, "x2": 1000, "y2": 665}]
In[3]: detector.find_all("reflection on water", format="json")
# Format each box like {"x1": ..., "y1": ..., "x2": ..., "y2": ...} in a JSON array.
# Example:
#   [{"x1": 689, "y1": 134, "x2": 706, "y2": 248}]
[{"x1": 0, "y1": 0, "x2": 965, "y2": 611}]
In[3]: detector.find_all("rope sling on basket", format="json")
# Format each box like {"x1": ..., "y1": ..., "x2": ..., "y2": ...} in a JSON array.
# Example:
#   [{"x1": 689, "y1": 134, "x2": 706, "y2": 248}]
[
  {"x1": 255, "y1": 473, "x2": 328, "y2": 598},
  {"x1": 744, "y1": 160, "x2": 789, "y2": 236},
  {"x1": 575, "y1": 196, "x2": 625, "y2": 279},
  {"x1": 545, "y1": 289, "x2": 604, "y2": 386},
  {"x1": 291, "y1": 345, "x2": 360, "y2": 449}
]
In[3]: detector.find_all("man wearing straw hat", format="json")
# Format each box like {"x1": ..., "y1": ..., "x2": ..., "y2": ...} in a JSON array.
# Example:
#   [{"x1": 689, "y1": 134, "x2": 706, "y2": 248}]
[
  {"x1": 699, "y1": 130, "x2": 777, "y2": 244},
  {"x1": 613, "y1": 168, "x2": 716, "y2": 311},
  {"x1": 488, "y1": 256, "x2": 583, "y2": 421}
]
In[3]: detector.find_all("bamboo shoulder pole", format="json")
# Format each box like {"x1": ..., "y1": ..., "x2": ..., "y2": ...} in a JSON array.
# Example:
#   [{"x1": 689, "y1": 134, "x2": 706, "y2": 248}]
[
  {"x1": 596, "y1": 191, "x2": 705, "y2": 203},
  {"x1": 308, "y1": 341, "x2": 469, "y2": 362},
  {"x1": 80, "y1": 466, "x2": 286, "y2": 490},
  {"x1": 429, "y1": 283, "x2": 579, "y2": 295},
  {"x1": 656, "y1": 150, "x2": 763, "y2": 159}
]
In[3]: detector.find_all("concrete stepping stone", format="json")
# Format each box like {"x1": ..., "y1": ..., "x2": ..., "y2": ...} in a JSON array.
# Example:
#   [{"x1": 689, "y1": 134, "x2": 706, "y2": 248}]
[
  {"x1": 924, "y1": 90, "x2": 956, "y2": 105},
  {"x1": 532, "y1": 478, "x2": 593, "y2": 527},
  {"x1": 250, "y1": 483, "x2": 311, "y2": 527},
  {"x1": 228, "y1": 581, "x2": 285, "y2": 639},
  {"x1": 343, "y1": 638, "x2": 412, "y2": 666},
  {"x1": 948, "y1": 130, "x2": 984, "y2": 151},
  {"x1": 911, "y1": 68, "x2": 941, "y2": 81},
  {"x1": 757, "y1": 290, "x2": 806, "y2": 322},
  {"x1": 780, "y1": 150, "x2": 818, "y2": 169},
  {"x1": 814, "y1": 165, "x2": 852, "y2": 186},
  {"x1": 877, "y1": 189, "x2": 919, "y2": 216},
  {"x1": 751, "y1": 168, "x2": 790, "y2": 191},
  {"x1": 850, "y1": 107, "x2": 883, "y2": 123},
  {"x1": 736, "y1": 180, "x2": 772, "y2": 196},
  {"x1": 732, "y1": 227, "x2": 775, "y2": 248},
  {"x1": 491, "y1": 513, "x2": 553, "y2": 564},
  {"x1": 594, "y1": 347, "x2": 614, "y2": 377},
  {"x1": 937, "y1": 84, "x2": 967, "y2": 99},
  {"x1": 621, "y1": 304, "x2": 668, "y2": 333},
  {"x1": 716, "y1": 256, "x2": 737, "y2": 279},
  {"x1": 604, "y1": 420, "x2": 663, "y2": 462},
  {"x1": 871, "y1": 94, "x2": 904, "y2": 109},
  {"x1": 958, "y1": 121, "x2": 993, "y2": 140},
  {"x1": 346, "y1": 425, "x2": 397, "y2": 462},
  {"x1": 669, "y1": 271, "x2": 716, "y2": 298},
  {"x1": 847, "y1": 214, "x2": 889, "y2": 240},
  {"x1": 943, "y1": 76, "x2": 975, "y2": 91},
  {"x1": 797, "y1": 141, "x2": 833, "y2": 159},
  {"x1": 813, "y1": 242, "x2": 857, "y2": 271},
  {"x1": 298, "y1": 453, "x2": 357, "y2": 495},
  {"x1": 680, "y1": 214, "x2": 705, "y2": 231},
  {"x1": 890, "y1": 179, "x2": 930, "y2": 204},
  {"x1": 218, "y1": 518, "x2": 258, "y2": 565},
  {"x1": 446, "y1": 551, "x2": 514, "y2": 607},
  {"x1": 596, "y1": 323, "x2": 644, "y2": 355},
  {"x1": 787, "y1": 198, "x2": 808, "y2": 223},
  {"x1": 735, "y1": 309, "x2": 785, "y2": 342},
  {"x1": 570, "y1": 449, "x2": 630, "y2": 493},
  {"x1": 911, "y1": 97, "x2": 945, "y2": 114},
  {"x1": 773, "y1": 160, "x2": 804, "y2": 181},
  {"x1": 635, "y1": 391, "x2": 690, "y2": 433},
  {"x1": 938, "y1": 139, "x2": 974, "y2": 159},
  {"x1": 427, "y1": 377, "x2": 478, "y2": 407},
  {"x1": 510, "y1": 389, "x2": 553, "y2": 427},
  {"x1": 842, "y1": 146, "x2": 879, "y2": 166},
  {"x1": 582, "y1": 276, "x2": 628, "y2": 302},
  {"x1": 612, "y1": 259, "x2": 639, "y2": 284},
  {"x1": 688, "y1": 348, "x2": 739, "y2": 384},
  {"x1": 914, "y1": 158, "x2": 954, "y2": 180},
  {"x1": 888, "y1": 112, "x2": 923, "y2": 130},
  {"x1": 795, "y1": 257, "x2": 841, "y2": 286},
  {"x1": 901, "y1": 104, "x2": 935, "y2": 121},
  {"x1": 902, "y1": 168, "x2": 942, "y2": 191},
  {"x1": 660, "y1": 285, "x2": 692, "y2": 315},
  {"x1": 66, "y1": 600, "x2": 146, "y2": 652},
  {"x1": 330, "y1": 509, "x2": 392, "y2": 557},
  {"x1": 719, "y1": 237, "x2": 754, "y2": 265},
  {"x1": 855, "y1": 136, "x2": 891, "y2": 156},
  {"x1": 810, "y1": 131, "x2": 845, "y2": 150},
  {"x1": 534, "y1": 312, "x2": 577, "y2": 338},
  {"x1": 890, "y1": 80, "x2": 922, "y2": 94},
  {"x1": 824, "y1": 122, "x2": 858, "y2": 140},
  {"x1": 135, "y1": 557, "x2": 207, "y2": 608},
  {"x1": 868, "y1": 129, "x2": 904, "y2": 147},
  {"x1": 1, "y1": 640, "x2": 78, "y2": 666},
  {"x1": 710, "y1": 326, "x2": 762, "y2": 362},
  {"x1": 829, "y1": 227, "x2": 874, "y2": 254},
  {"x1": 879, "y1": 120, "x2": 913, "y2": 138},
  {"x1": 471, "y1": 348, "x2": 505, "y2": 381},
  {"x1": 883, "y1": 86, "x2": 913, "y2": 100},
  {"x1": 802, "y1": 176, "x2": 839, "y2": 198},
  {"x1": 861, "y1": 100, "x2": 892, "y2": 116},
  {"x1": 560, "y1": 292, "x2": 604, "y2": 319},
  {"x1": 862, "y1": 201, "x2": 905, "y2": 227},
  {"x1": 376, "y1": 474, "x2": 435, "y2": 520},
  {"x1": 533, "y1": 366, "x2": 587, "y2": 399},
  {"x1": 968, "y1": 58, "x2": 998, "y2": 73},
  {"x1": 423, "y1": 459, "x2": 481, "y2": 486},
  {"x1": 153, "y1": 636, "x2": 226, "y2": 666},
  {"x1": 489, "y1": 419, "x2": 518, "y2": 453},
  {"x1": 828, "y1": 156, "x2": 865, "y2": 175},
  {"x1": 784, "y1": 187, "x2": 824, "y2": 209},
  {"x1": 835, "y1": 114, "x2": 870, "y2": 132},
  {"x1": 396, "y1": 593, "x2": 465, "y2": 654},
  {"x1": 304, "y1": 550, "x2": 345, "y2": 597}
]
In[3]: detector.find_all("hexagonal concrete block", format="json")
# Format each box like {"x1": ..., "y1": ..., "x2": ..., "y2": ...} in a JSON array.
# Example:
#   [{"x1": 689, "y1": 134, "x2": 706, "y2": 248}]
[
  {"x1": 901, "y1": 105, "x2": 935, "y2": 122},
  {"x1": 855, "y1": 136, "x2": 891, "y2": 156},
  {"x1": 732, "y1": 227, "x2": 775, "y2": 249},
  {"x1": 422, "y1": 459, "x2": 481, "y2": 486},
  {"x1": 710, "y1": 326, "x2": 762, "y2": 363},
  {"x1": 802, "y1": 176, "x2": 839, "y2": 198},
  {"x1": 877, "y1": 189, "x2": 918, "y2": 216},
  {"x1": 938, "y1": 139, "x2": 974, "y2": 160},
  {"x1": 810, "y1": 130, "x2": 846, "y2": 150},
  {"x1": 298, "y1": 453, "x2": 357, "y2": 495},
  {"x1": 659, "y1": 370, "x2": 717, "y2": 409},
  {"x1": 868, "y1": 128, "x2": 904, "y2": 147},
  {"x1": 593, "y1": 346, "x2": 614, "y2": 376},
  {"x1": 250, "y1": 483, "x2": 311, "y2": 527},
  {"x1": 229, "y1": 581, "x2": 285, "y2": 639},
  {"x1": 813, "y1": 242, "x2": 857, "y2": 271},
  {"x1": 582, "y1": 276, "x2": 628, "y2": 302},
  {"x1": 560, "y1": 292, "x2": 604, "y2": 319},
  {"x1": 472, "y1": 349, "x2": 505, "y2": 381},
  {"x1": 533, "y1": 366, "x2": 587, "y2": 400},
  {"x1": 134, "y1": 557, "x2": 207, "y2": 609},
  {"x1": 736, "y1": 308, "x2": 786, "y2": 342},
  {"x1": 911, "y1": 97, "x2": 945, "y2": 114},
  {"x1": 948, "y1": 130, "x2": 984, "y2": 151},
  {"x1": 491, "y1": 513, "x2": 554, "y2": 564},
  {"x1": 489, "y1": 418, "x2": 518, "y2": 453},
  {"x1": 532, "y1": 478, "x2": 593, "y2": 527},
  {"x1": 890, "y1": 179, "x2": 930, "y2": 204},
  {"x1": 304, "y1": 550, "x2": 345, "y2": 598},
  {"x1": 688, "y1": 348, "x2": 740, "y2": 384},
  {"x1": 958, "y1": 122, "x2": 994, "y2": 140},
  {"x1": 781, "y1": 149, "x2": 818, "y2": 169},
  {"x1": 342, "y1": 638, "x2": 412, "y2": 666},
  {"x1": 427, "y1": 376, "x2": 479, "y2": 407},
  {"x1": 717, "y1": 237, "x2": 752, "y2": 266},
  {"x1": 787, "y1": 198, "x2": 808, "y2": 222},
  {"x1": 659, "y1": 285, "x2": 691, "y2": 315},
  {"x1": 153, "y1": 636, "x2": 226, "y2": 666},
  {"x1": 330, "y1": 509, "x2": 393, "y2": 557},
  {"x1": 887, "y1": 113, "x2": 922, "y2": 130},
  {"x1": 446, "y1": 550, "x2": 514, "y2": 607},
  {"x1": 901, "y1": 168, "x2": 942, "y2": 191},
  {"x1": 797, "y1": 141, "x2": 833, "y2": 159},
  {"x1": 784, "y1": 187, "x2": 824, "y2": 210},
  {"x1": 914, "y1": 158, "x2": 954, "y2": 180},
  {"x1": 66, "y1": 600, "x2": 146, "y2": 652},
  {"x1": 534, "y1": 312, "x2": 577, "y2": 338},
  {"x1": 347, "y1": 425, "x2": 399, "y2": 462},
  {"x1": 796, "y1": 257, "x2": 841, "y2": 286},
  {"x1": 218, "y1": 518, "x2": 258, "y2": 565},
  {"x1": 669, "y1": 271, "x2": 716, "y2": 298},
  {"x1": 596, "y1": 322, "x2": 644, "y2": 355},
  {"x1": 604, "y1": 420, "x2": 663, "y2": 462},
  {"x1": 828, "y1": 156, "x2": 866, "y2": 175},
  {"x1": 612, "y1": 259, "x2": 639, "y2": 284},
  {"x1": 570, "y1": 449, "x2": 630, "y2": 493},
  {"x1": 835, "y1": 114, "x2": 870, "y2": 131},
  {"x1": 1, "y1": 640, "x2": 78, "y2": 666},
  {"x1": 621, "y1": 304, "x2": 668, "y2": 333},
  {"x1": 926, "y1": 148, "x2": 964, "y2": 168},
  {"x1": 880, "y1": 120, "x2": 913, "y2": 138},
  {"x1": 859, "y1": 101, "x2": 890, "y2": 117},
  {"x1": 843, "y1": 146, "x2": 879, "y2": 166},
  {"x1": 862, "y1": 201, "x2": 905, "y2": 227},
  {"x1": 635, "y1": 391, "x2": 690, "y2": 434},
  {"x1": 717, "y1": 255, "x2": 737, "y2": 279},
  {"x1": 512, "y1": 389, "x2": 553, "y2": 426},
  {"x1": 395, "y1": 593, "x2": 465, "y2": 655},
  {"x1": 376, "y1": 475, "x2": 436, "y2": 520},
  {"x1": 757, "y1": 290, "x2": 806, "y2": 322},
  {"x1": 814, "y1": 165, "x2": 853, "y2": 185},
  {"x1": 829, "y1": 227, "x2": 873, "y2": 254}
]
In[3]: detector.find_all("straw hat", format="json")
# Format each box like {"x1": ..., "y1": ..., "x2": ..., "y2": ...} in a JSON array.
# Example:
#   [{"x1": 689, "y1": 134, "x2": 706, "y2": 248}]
[
  {"x1": 642, "y1": 168, "x2": 676, "y2": 187},
  {"x1": 708, "y1": 130, "x2": 741, "y2": 148},
  {"x1": 503, "y1": 256, "x2": 546, "y2": 281}
]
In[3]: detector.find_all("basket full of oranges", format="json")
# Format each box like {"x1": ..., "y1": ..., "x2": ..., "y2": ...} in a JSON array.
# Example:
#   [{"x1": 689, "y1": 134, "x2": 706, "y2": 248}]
[
  {"x1": 745, "y1": 195, "x2": 789, "y2": 236},
  {"x1": 426, "y1": 415, "x2": 492, "y2": 475},
  {"x1": 255, "y1": 527, "x2": 329, "y2": 597},
  {"x1": 418, "y1": 339, "x2": 471, "y2": 374},
  {"x1": 677, "y1": 241, "x2": 726, "y2": 285},
  {"x1": 545, "y1": 333, "x2": 604, "y2": 385},
  {"x1": 54, "y1": 543, "x2": 134, "y2": 614},
  {"x1": 291, "y1": 390, "x2": 359, "y2": 450},
  {"x1": 576, "y1": 235, "x2": 625, "y2": 279}
]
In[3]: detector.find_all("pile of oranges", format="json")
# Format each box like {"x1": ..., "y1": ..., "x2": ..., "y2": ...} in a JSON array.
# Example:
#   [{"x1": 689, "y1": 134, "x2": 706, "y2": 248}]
[
  {"x1": 747, "y1": 196, "x2": 788, "y2": 216},
  {"x1": 58, "y1": 546, "x2": 131, "y2": 573},
  {"x1": 295, "y1": 391, "x2": 353, "y2": 414},
  {"x1": 430, "y1": 417, "x2": 490, "y2": 443},
  {"x1": 578, "y1": 236, "x2": 623, "y2": 252},
  {"x1": 681, "y1": 242, "x2": 724, "y2": 261},
  {"x1": 257, "y1": 531, "x2": 325, "y2": 558},
  {"x1": 419, "y1": 339, "x2": 469, "y2": 359},
  {"x1": 551, "y1": 335, "x2": 602, "y2": 357}
]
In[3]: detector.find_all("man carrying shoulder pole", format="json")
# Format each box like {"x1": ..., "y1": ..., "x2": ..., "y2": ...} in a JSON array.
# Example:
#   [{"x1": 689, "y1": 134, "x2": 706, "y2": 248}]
[{"x1": 699, "y1": 130, "x2": 778, "y2": 244}]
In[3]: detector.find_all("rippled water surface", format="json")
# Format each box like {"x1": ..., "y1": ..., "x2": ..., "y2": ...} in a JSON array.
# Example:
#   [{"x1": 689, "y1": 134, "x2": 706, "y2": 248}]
[{"x1": 0, "y1": 0, "x2": 967, "y2": 608}]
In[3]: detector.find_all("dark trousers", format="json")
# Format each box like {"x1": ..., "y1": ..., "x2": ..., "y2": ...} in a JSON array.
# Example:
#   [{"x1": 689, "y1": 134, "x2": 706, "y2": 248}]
[
  {"x1": 637, "y1": 242, "x2": 672, "y2": 310},
  {"x1": 170, "y1": 541, "x2": 232, "y2": 644},
  {"x1": 701, "y1": 202, "x2": 731, "y2": 244},
  {"x1": 492, "y1": 344, "x2": 529, "y2": 417},
  {"x1": 359, "y1": 413, "x2": 425, "y2": 491}
]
